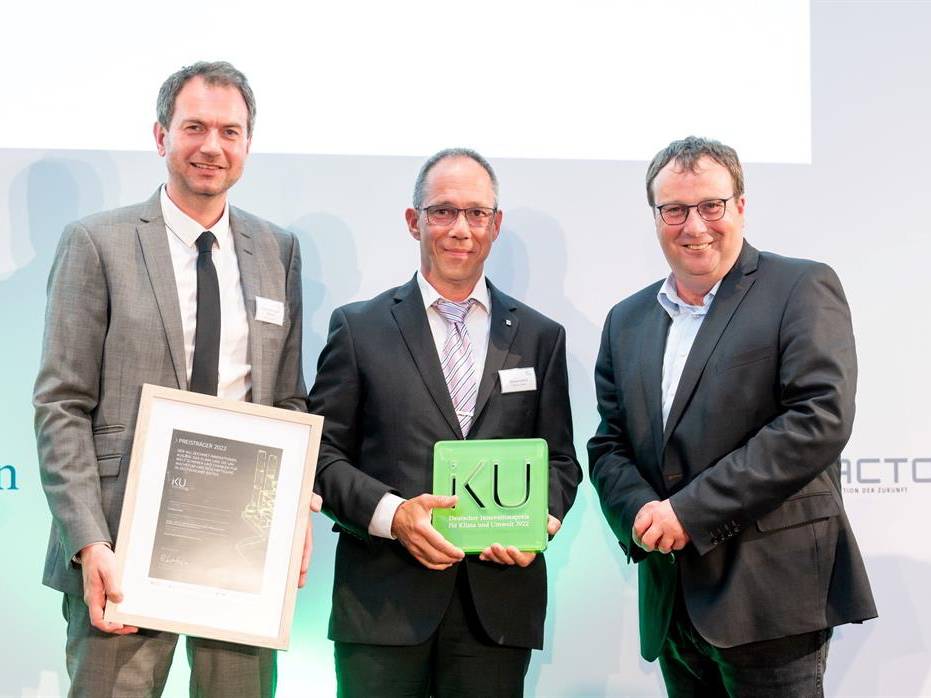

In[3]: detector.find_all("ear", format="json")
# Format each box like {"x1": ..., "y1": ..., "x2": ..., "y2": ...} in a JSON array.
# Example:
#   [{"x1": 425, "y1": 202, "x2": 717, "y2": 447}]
[
  {"x1": 245, "y1": 134, "x2": 252, "y2": 155},
  {"x1": 405, "y1": 208, "x2": 422, "y2": 240},
  {"x1": 490, "y1": 209, "x2": 503, "y2": 243},
  {"x1": 735, "y1": 194, "x2": 746, "y2": 215},
  {"x1": 153, "y1": 122, "x2": 167, "y2": 156}
]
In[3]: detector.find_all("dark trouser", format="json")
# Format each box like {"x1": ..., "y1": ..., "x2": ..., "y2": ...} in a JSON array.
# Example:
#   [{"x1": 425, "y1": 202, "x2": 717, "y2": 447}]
[
  {"x1": 335, "y1": 568, "x2": 531, "y2": 698},
  {"x1": 658, "y1": 589, "x2": 831, "y2": 698},
  {"x1": 63, "y1": 593, "x2": 276, "y2": 698}
]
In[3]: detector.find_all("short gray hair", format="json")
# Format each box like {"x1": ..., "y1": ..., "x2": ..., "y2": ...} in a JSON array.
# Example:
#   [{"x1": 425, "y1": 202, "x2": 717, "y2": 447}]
[
  {"x1": 645, "y1": 136, "x2": 744, "y2": 207},
  {"x1": 156, "y1": 61, "x2": 257, "y2": 136},
  {"x1": 412, "y1": 148, "x2": 499, "y2": 208}
]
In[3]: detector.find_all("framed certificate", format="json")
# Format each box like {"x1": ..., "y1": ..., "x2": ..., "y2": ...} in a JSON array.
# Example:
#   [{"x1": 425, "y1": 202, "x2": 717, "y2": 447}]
[
  {"x1": 104, "y1": 384, "x2": 322, "y2": 649},
  {"x1": 432, "y1": 438, "x2": 549, "y2": 553}
]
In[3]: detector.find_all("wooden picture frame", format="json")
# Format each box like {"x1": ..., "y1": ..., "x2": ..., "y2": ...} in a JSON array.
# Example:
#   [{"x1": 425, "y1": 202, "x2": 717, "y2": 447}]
[{"x1": 104, "y1": 384, "x2": 322, "y2": 649}]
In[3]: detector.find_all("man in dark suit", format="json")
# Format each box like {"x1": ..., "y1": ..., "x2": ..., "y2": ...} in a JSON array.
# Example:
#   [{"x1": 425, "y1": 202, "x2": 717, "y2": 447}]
[
  {"x1": 308, "y1": 148, "x2": 581, "y2": 697},
  {"x1": 34, "y1": 62, "x2": 310, "y2": 697},
  {"x1": 589, "y1": 136, "x2": 877, "y2": 696}
]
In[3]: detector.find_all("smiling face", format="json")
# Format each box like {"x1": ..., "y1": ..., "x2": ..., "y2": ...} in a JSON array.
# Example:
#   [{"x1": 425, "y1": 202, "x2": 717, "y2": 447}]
[
  {"x1": 154, "y1": 75, "x2": 251, "y2": 217},
  {"x1": 405, "y1": 156, "x2": 502, "y2": 301},
  {"x1": 651, "y1": 155, "x2": 745, "y2": 304}
]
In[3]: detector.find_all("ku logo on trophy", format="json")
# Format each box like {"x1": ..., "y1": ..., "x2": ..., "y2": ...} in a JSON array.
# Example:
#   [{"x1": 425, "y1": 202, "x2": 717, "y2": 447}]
[{"x1": 449, "y1": 460, "x2": 532, "y2": 509}]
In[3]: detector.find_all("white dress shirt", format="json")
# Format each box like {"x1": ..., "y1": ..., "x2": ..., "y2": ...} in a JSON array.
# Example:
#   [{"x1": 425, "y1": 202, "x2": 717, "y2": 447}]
[
  {"x1": 367, "y1": 273, "x2": 492, "y2": 539},
  {"x1": 657, "y1": 275, "x2": 721, "y2": 427},
  {"x1": 160, "y1": 186, "x2": 252, "y2": 401}
]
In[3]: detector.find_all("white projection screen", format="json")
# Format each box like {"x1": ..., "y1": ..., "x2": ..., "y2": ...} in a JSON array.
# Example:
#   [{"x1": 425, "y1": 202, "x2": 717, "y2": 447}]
[{"x1": 1, "y1": 1, "x2": 809, "y2": 161}]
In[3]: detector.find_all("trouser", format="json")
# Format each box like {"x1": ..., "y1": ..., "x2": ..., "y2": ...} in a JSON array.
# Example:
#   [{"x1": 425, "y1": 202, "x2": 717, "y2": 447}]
[
  {"x1": 658, "y1": 587, "x2": 832, "y2": 698},
  {"x1": 63, "y1": 593, "x2": 276, "y2": 698},
  {"x1": 335, "y1": 568, "x2": 531, "y2": 698}
]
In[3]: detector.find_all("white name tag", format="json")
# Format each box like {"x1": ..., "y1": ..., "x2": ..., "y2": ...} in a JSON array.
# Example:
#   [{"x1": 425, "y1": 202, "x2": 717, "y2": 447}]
[
  {"x1": 255, "y1": 296, "x2": 285, "y2": 326},
  {"x1": 499, "y1": 367, "x2": 537, "y2": 393}
]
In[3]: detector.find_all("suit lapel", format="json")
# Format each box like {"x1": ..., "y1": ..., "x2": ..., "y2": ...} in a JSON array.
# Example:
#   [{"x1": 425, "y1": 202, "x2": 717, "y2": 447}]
[
  {"x1": 639, "y1": 304, "x2": 670, "y2": 464},
  {"x1": 391, "y1": 277, "x2": 462, "y2": 438},
  {"x1": 136, "y1": 190, "x2": 187, "y2": 389},
  {"x1": 661, "y1": 243, "x2": 760, "y2": 449},
  {"x1": 230, "y1": 208, "x2": 263, "y2": 404},
  {"x1": 472, "y1": 281, "x2": 518, "y2": 428}
]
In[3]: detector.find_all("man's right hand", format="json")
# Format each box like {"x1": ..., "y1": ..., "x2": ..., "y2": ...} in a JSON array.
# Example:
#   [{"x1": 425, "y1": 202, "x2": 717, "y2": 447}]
[
  {"x1": 78, "y1": 543, "x2": 138, "y2": 635},
  {"x1": 632, "y1": 499, "x2": 690, "y2": 554},
  {"x1": 390, "y1": 494, "x2": 465, "y2": 570}
]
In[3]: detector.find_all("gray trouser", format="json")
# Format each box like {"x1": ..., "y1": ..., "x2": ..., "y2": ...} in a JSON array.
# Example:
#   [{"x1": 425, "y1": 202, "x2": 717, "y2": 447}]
[{"x1": 63, "y1": 593, "x2": 276, "y2": 698}]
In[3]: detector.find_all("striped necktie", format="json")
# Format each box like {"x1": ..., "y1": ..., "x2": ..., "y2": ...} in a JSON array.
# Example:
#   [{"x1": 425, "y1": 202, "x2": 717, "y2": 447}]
[{"x1": 434, "y1": 298, "x2": 477, "y2": 437}]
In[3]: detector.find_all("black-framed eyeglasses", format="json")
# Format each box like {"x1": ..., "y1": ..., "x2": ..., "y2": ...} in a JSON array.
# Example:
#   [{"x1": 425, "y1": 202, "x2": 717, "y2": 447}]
[
  {"x1": 654, "y1": 197, "x2": 733, "y2": 225},
  {"x1": 418, "y1": 205, "x2": 497, "y2": 228}
]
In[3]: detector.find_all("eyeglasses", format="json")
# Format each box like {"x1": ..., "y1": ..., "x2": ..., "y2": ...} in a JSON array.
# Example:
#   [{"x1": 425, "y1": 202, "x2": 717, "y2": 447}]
[
  {"x1": 418, "y1": 205, "x2": 497, "y2": 228},
  {"x1": 654, "y1": 197, "x2": 733, "y2": 225}
]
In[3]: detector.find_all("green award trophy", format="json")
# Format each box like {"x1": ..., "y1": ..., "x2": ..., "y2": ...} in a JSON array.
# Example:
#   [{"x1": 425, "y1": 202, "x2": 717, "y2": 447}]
[{"x1": 432, "y1": 438, "x2": 549, "y2": 553}]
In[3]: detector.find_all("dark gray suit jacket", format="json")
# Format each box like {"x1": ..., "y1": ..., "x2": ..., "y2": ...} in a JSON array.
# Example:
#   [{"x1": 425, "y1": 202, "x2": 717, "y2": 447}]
[
  {"x1": 308, "y1": 276, "x2": 581, "y2": 649},
  {"x1": 34, "y1": 190, "x2": 306, "y2": 597},
  {"x1": 589, "y1": 241, "x2": 877, "y2": 660}
]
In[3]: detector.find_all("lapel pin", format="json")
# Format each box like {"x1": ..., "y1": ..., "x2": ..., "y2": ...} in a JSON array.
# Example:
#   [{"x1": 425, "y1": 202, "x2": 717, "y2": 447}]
[{"x1": 505, "y1": 319, "x2": 512, "y2": 326}]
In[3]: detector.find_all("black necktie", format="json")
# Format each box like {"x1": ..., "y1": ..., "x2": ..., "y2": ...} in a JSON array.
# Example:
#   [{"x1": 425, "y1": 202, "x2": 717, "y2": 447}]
[{"x1": 190, "y1": 231, "x2": 220, "y2": 395}]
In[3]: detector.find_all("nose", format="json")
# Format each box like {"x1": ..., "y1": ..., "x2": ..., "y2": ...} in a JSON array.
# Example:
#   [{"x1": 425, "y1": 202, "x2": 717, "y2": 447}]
[
  {"x1": 200, "y1": 128, "x2": 222, "y2": 156},
  {"x1": 681, "y1": 207, "x2": 708, "y2": 236},
  {"x1": 448, "y1": 210, "x2": 472, "y2": 238}
]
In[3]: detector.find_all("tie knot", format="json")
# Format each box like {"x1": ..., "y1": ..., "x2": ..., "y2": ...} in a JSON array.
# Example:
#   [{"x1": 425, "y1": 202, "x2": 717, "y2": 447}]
[
  {"x1": 434, "y1": 298, "x2": 474, "y2": 325},
  {"x1": 196, "y1": 231, "x2": 216, "y2": 254}
]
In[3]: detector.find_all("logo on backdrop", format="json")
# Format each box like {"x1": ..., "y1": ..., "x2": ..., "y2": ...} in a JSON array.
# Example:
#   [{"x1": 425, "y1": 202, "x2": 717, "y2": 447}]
[
  {"x1": 841, "y1": 457, "x2": 931, "y2": 496},
  {"x1": 0, "y1": 463, "x2": 19, "y2": 491}
]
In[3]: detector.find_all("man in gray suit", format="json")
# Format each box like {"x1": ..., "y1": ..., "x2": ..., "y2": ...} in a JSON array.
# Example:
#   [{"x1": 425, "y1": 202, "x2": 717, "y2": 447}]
[
  {"x1": 589, "y1": 136, "x2": 877, "y2": 696},
  {"x1": 34, "y1": 61, "x2": 308, "y2": 697}
]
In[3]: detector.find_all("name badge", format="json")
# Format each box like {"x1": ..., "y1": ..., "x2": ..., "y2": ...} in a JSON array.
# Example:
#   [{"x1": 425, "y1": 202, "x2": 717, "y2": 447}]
[
  {"x1": 255, "y1": 297, "x2": 285, "y2": 326},
  {"x1": 499, "y1": 367, "x2": 537, "y2": 393}
]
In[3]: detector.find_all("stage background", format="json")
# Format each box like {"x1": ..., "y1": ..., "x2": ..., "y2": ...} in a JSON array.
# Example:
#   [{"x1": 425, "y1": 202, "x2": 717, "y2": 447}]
[{"x1": 1, "y1": 2, "x2": 929, "y2": 696}]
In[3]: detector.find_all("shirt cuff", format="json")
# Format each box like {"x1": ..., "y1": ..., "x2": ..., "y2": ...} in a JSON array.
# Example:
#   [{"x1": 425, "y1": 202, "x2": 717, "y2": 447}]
[
  {"x1": 72, "y1": 541, "x2": 112, "y2": 566},
  {"x1": 368, "y1": 493, "x2": 405, "y2": 539}
]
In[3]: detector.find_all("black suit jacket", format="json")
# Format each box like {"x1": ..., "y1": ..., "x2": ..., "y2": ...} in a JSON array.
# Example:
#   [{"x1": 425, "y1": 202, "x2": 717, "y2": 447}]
[
  {"x1": 588, "y1": 242, "x2": 877, "y2": 661},
  {"x1": 308, "y1": 276, "x2": 581, "y2": 649}
]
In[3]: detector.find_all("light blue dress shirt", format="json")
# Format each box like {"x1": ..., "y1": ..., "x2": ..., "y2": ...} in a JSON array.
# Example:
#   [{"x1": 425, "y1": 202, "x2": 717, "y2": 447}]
[{"x1": 657, "y1": 276, "x2": 722, "y2": 428}]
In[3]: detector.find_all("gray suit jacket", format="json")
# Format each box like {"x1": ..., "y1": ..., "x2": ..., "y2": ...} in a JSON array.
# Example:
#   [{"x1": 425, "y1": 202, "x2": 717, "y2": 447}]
[
  {"x1": 34, "y1": 189, "x2": 306, "y2": 597},
  {"x1": 589, "y1": 241, "x2": 877, "y2": 660}
]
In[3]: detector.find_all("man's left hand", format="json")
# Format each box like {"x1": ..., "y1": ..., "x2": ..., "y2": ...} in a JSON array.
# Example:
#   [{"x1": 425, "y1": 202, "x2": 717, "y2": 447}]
[
  {"x1": 479, "y1": 515, "x2": 561, "y2": 567},
  {"x1": 298, "y1": 493, "x2": 323, "y2": 588}
]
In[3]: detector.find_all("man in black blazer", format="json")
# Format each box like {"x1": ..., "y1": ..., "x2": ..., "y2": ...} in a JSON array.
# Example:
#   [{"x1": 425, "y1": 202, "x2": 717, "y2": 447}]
[
  {"x1": 308, "y1": 148, "x2": 581, "y2": 697},
  {"x1": 589, "y1": 136, "x2": 876, "y2": 696}
]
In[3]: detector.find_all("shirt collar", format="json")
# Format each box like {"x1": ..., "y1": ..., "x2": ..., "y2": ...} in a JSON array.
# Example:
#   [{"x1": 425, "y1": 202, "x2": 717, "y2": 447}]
[
  {"x1": 657, "y1": 274, "x2": 721, "y2": 319},
  {"x1": 417, "y1": 271, "x2": 490, "y2": 314},
  {"x1": 160, "y1": 184, "x2": 231, "y2": 249}
]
